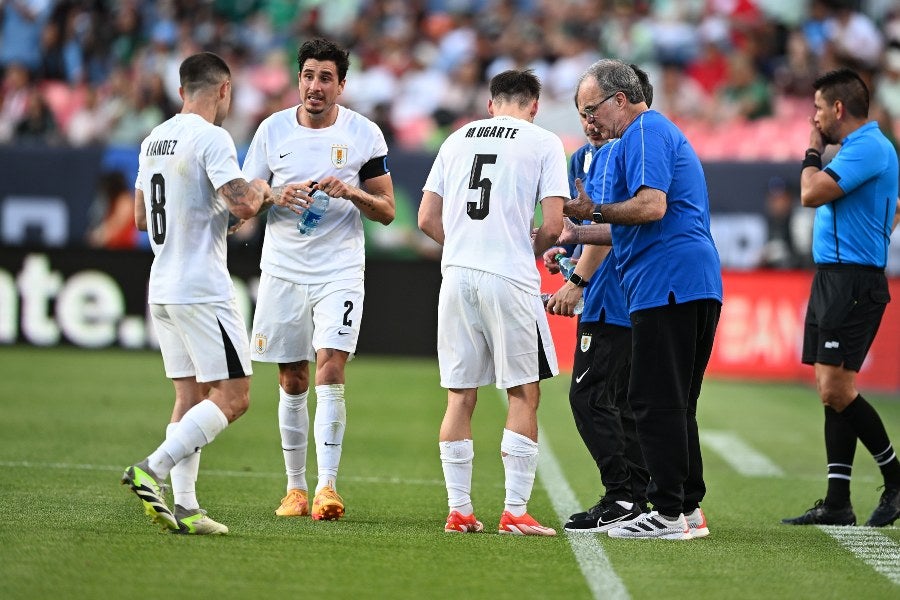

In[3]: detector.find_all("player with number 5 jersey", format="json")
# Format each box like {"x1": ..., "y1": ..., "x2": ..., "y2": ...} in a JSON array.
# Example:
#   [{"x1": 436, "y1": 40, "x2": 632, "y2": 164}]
[
  {"x1": 419, "y1": 69, "x2": 567, "y2": 535},
  {"x1": 242, "y1": 38, "x2": 395, "y2": 522}
]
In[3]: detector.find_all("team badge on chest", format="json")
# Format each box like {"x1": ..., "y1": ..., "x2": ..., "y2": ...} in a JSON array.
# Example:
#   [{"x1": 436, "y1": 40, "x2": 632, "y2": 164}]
[
  {"x1": 580, "y1": 334, "x2": 592, "y2": 353},
  {"x1": 331, "y1": 145, "x2": 349, "y2": 168},
  {"x1": 254, "y1": 333, "x2": 268, "y2": 354}
]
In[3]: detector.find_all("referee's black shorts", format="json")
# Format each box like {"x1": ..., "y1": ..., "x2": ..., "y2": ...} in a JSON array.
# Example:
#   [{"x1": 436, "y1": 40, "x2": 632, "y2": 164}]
[{"x1": 801, "y1": 264, "x2": 890, "y2": 371}]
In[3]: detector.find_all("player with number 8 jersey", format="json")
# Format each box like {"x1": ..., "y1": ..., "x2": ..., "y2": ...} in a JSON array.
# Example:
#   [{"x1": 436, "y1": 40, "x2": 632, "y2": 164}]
[{"x1": 124, "y1": 52, "x2": 271, "y2": 535}]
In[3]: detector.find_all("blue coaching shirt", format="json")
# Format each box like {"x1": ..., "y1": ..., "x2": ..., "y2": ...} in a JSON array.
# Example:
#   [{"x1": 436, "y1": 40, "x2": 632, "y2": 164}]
[
  {"x1": 816, "y1": 121, "x2": 899, "y2": 268},
  {"x1": 581, "y1": 138, "x2": 630, "y2": 326},
  {"x1": 607, "y1": 110, "x2": 723, "y2": 313}
]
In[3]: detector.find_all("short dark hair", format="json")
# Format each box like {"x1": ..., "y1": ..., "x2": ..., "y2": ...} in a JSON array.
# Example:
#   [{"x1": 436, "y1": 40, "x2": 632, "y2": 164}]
[
  {"x1": 489, "y1": 69, "x2": 541, "y2": 107},
  {"x1": 297, "y1": 38, "x2": 350, "y2": 81},
  {"x1": 179, "y1": 52, "x2": 230, "y2": 95},
  {"x1": 813, "y1": 68, "x2": 869, "y2": 119}
]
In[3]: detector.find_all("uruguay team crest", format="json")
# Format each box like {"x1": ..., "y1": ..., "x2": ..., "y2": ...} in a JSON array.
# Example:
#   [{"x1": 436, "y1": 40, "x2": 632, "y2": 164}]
[
  {"x1": 331, "y1": 145, "x2": 349, "y2": 168},
  {"x1": 254, "y1": 333, "x2": 268, "y2": 354},
  {"x1": 580, "y1": 334, "x2": 592, "y2": 353}
]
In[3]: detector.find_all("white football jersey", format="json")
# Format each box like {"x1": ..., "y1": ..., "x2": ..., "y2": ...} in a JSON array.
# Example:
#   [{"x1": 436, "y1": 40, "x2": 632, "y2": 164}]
[
  {"x1": 423, "y1": 115, "x2": 569, "y2": 291},
  {"x1": 135, "y1": 113, "x2": 245, "y2": 304},
  {"x1": 243, "y1": 105, "x2": 389, "y2": 284}
]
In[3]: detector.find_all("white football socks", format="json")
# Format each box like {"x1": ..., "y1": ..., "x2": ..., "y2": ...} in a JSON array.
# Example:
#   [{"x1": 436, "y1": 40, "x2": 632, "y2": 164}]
[
  {"x1": 501, "y1": 428, "x2": 539, "y2": 517},
  {"x1": 314, "y1": 384, "x2": 346, "y2": 493},
  {"x1": 440, "y1": 439, "x2": 475, "y2": 515},
  {"x1": 167, "y1": 422, "x2": 200, "y2": 510},
  {"x1": 279, "y1": 386, "x2": 309, "y2": 492},
  {"x1": 148, "y1": 399, "x2": 227, "y2": 481}
]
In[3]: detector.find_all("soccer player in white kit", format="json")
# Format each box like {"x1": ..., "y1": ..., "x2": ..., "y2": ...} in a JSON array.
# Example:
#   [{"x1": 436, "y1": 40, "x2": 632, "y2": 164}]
[
  {"x1": 122, "y1": 52, "x2": 272, "y2": 534},
  {"x1": 418, "y1": 69, "x2": 567, "y2": 535},
  {"x1": 242, "y1": 39, "x2": 395, "y2": 521}
]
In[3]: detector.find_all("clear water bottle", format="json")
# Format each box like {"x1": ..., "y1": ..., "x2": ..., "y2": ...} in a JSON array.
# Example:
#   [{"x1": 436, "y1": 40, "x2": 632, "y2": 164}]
[
  {"x1": 297, "y1": 189, "x2": 330, "y2": 235},
  {"x1": 555, "y1": 254, "x2": 584, "y2": 315}
]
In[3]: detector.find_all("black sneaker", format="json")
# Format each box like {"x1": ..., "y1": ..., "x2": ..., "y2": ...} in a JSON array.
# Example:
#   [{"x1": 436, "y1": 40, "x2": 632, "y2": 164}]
[
  {"x1": 865, "y1": 486, "x2": 900, "y2": 527},
  {"x1": 781, "y1": 499, "x2": 856, "y2": 526},
  {"x1": 567, "y1": 497, "x2": 606, "y2": 523},
  {"x1": 565, "y1": 499, "x2": 644, "y2": 533}
]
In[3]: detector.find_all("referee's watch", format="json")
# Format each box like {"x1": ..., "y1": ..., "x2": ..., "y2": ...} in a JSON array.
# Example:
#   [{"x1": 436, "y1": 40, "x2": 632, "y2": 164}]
[
  {"x1": 591, "y1": 203, "x2": 604, "y2": 223},
  {"x1": 568, "y1": 272, "x2": 588, "y2": 288}
]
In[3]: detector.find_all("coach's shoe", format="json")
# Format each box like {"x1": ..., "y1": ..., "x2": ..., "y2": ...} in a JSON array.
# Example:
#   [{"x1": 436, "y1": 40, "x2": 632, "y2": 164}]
[
  {"x1": 781, "y1": 499, "x2": 856, "y2": 526},
  {"x1": 498, "y1": 511, "x2": 556, "y2": 536},
  {"x1": 607, "y1": 511, "x2": 691, "y2": 540},
  {"x1": 275, "y1": 489, "x2": 309, "y2": 517},
  {"x1": 685, "y1": 507, "x2": 709, "y2": 539},
  {"x1": 444, "y1": 510, "x2": 484, "y2": 533},
  {"x1": 311, "y1": 486, "x2": 344, "y2": 521},
  {"x1": 174, "y1": 505, "x2": 229, "y2": 535},
  {"x1": 121, "y1": 460, "x2": 178, "y2": 531},
  {"x1": 565, "y1": 498, "x2": 643, "y2": 533},
  {"x1": 865, "y1": 486, "x2": 900, "y2": 527}
]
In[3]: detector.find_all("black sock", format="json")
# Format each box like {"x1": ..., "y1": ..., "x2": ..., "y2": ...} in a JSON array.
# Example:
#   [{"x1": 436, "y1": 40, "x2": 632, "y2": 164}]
[
  {"x1": 841, "y1": 394, "x2": 900, "y2": 486},
  {"x1": 824, "y1": 406, "x2": 856, "y2": 507}
]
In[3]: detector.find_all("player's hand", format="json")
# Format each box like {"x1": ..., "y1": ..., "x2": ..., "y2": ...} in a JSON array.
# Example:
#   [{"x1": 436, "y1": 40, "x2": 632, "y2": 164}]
[
  {"x1": 564, "y1": 178, "x2": 593, "y2": 221},
  {"x1": 542, "y1": 247, "x2": 566, "y2": 274},
  {"x1": 227, "y1": 218, "x2": 246, "y2": 235},
  {"x1": 273, "y1": 183, "x2": 313, "y2": 215},
  {"x1": 557, "y1": 218, "x2": 579, "y2": 246},
  {"x1": 315, "y1": 176, "x2": 351, "y2": 200},
  {"x1": 547, "y1": 283, "x2": 582, "y2": 317}
]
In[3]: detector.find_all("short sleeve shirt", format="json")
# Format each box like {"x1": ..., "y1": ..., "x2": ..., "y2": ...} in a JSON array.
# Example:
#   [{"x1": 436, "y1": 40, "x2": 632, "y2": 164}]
[
  {"x1": 135, "y1": 113, "x2": 244, "y2": 304},
  {"x1": 607, "y1": 110, "x2": 723, "y2": 313},
  {"x1": 815, "y1": 121, "x2": 899, "y2": 267}
]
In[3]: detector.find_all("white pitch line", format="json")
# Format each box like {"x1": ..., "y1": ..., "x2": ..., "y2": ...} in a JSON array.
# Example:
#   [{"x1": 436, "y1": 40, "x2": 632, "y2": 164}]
[
  {"x1": 701, "y1": 430, "x2": 785, "y2": 477},
  {"x1": 0, "y1": 460, "x2": 446, "y2": 487},
  {"x1": 819, "y1": 525, "x2": 900, "y2": 585},
  {"x1": 490, "y1": 388, "x2": 628, "y2": 599},
  {"x1": 536, "y1": 427, "x2": 630, "y2": 600}
]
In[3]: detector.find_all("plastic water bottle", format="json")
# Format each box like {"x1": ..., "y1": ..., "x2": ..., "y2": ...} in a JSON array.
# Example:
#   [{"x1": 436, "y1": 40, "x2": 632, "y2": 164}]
[
  {"x1": 297, "y1": 189, "x2": 330, "y2": 235},
  {"x1": 555, "y1": 254, "x2": 584, "y2": 315}
]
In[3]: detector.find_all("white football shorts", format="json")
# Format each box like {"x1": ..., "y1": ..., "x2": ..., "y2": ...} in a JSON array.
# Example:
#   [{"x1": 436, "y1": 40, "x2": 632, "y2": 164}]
[
  {"x1": 437, "y1": 266, "x2": 558, "y2": 389},
  {"x1": 150, "y1": 299, "x2": 253, "y2": 383},
  {"x1": 251, "y1": 272, "x2": 364, "y2": 363}
]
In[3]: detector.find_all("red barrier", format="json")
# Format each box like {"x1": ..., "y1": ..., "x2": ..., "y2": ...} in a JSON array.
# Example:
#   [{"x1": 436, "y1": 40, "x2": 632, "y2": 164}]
[{"x1": 542, "y1": 266, "x2": 900, "y2": 393}]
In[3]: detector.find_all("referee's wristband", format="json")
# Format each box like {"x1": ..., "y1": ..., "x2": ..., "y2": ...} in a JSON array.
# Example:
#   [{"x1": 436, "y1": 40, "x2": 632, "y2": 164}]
[{"x1": 802, "y1": 148, "x2": 822, "y2": 170}]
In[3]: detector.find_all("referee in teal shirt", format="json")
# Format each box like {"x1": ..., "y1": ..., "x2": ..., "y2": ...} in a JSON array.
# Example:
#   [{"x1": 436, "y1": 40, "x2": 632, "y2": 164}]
[{"x1": 783, "y1": 68, "x2": 900, "y2": 528}]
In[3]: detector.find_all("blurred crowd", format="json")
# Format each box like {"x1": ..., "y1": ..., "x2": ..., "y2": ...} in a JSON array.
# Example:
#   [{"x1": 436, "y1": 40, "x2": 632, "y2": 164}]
[{"x1": 2, "y1": 0, "x2": 900, "y2": 158}]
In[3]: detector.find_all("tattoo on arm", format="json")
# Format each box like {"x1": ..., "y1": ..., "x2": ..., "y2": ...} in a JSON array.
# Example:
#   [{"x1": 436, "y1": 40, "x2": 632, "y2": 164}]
[{"x1": 222, "y1": 179, "x2": 251, "y2": 207}]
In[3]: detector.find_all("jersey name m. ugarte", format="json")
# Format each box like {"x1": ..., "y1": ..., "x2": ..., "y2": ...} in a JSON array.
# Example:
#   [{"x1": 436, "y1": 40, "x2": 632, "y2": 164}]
[
  {"x1": 242, "y1": 105, "x2": 389, "y2": 284},
  {"x1": 423, "y1": 115, "x2": 570, "y2": 292},
  {"x1": 135, "y1": 113, "x2": 245, "y2": 304}
]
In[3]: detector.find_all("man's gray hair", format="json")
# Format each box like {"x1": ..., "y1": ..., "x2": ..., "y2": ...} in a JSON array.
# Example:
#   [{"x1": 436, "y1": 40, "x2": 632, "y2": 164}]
[{"x1": 578, "y1": 59, "x2": 646, "y2": 104}]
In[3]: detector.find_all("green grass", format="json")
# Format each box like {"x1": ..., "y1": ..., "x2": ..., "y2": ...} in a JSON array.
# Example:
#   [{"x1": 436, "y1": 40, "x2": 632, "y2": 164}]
[{"x1": 1, "y1": 345, "x2": 898, "y2": 599}]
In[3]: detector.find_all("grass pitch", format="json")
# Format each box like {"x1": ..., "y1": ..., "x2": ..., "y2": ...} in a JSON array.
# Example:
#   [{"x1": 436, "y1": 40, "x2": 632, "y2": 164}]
[{"x1": 1, "y1": 345, "x2": 898, "y2": 599}]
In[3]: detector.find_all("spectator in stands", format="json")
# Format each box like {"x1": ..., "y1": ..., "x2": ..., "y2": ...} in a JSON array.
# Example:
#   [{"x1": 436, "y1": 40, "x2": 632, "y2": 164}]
[
  {"x1": 13, "y1": 87, "x2": 59, "y2": 145},
  {"x1": 822, "y1": 0, "x2": 884, "y2": 72},
  {"x1": 0, "y1": 63, "x2": 32, "y2": 143},
  {"x1": 86, "y1": 170, "x2": 138, "y2": 249},
  {"x1": 0, "y1": 0, "x2": 54, "y2": 76},
  {"x1": 66, "y1": 86, "x2": 107, "y2": 146},
  {"x1": 716, "y1": 51, "x2": 774, "y2": 121},
  {"x1": 758, "y1": 176, "x2": 803, "y2": 269},
  {"x1": 654, "y1": 60, "x2": 710, "y2": 120}
]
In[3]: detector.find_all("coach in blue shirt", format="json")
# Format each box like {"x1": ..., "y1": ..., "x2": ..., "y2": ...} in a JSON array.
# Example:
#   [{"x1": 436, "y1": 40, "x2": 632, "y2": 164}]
[
  {"x1": 566, "y1": 59, "x2": 722, "y2": 540},
  {"x1": 783, "y1": 68, "x2": 900, "y2": 528}
]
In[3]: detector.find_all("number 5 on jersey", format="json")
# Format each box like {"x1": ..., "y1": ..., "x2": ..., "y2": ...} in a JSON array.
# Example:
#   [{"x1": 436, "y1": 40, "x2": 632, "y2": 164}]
[{"x1": 468, "y1": 154, "x2": 497, "y2": 220}]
